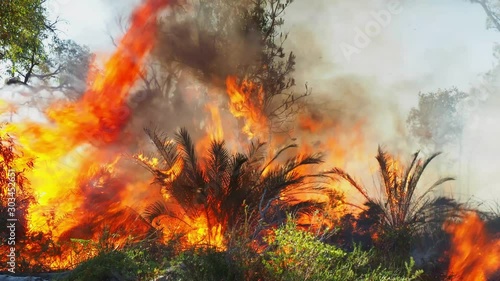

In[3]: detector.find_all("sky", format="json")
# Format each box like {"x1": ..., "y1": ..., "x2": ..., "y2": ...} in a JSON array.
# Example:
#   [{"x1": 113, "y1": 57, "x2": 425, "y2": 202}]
[
  {"x1": 283, "y1": 0, "x2": 499, "y2": 100},
  {"x1": 47, "y1": 0, "x2": 140, "y2": 52},
  {"x1": 35, "y1": 0, "x2": 500, "y2": 203}
]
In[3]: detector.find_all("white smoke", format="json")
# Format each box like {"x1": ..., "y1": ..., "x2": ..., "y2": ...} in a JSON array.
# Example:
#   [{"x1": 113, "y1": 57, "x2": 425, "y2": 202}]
[{"x1": 282, "y1": 0, "x2": 500, "y2": 205}]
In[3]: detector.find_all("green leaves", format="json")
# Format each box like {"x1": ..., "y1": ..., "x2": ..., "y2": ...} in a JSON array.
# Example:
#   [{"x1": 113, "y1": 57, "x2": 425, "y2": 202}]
[
  {"x1": 263, "y1": 219, "x2": 345, "y2": 280},
  {"x1": 262, "y1": 219, "x2": 422, "y2": 281},
  {"x1": 0, "y1": 0, "x2": 64, "y2": 83}
]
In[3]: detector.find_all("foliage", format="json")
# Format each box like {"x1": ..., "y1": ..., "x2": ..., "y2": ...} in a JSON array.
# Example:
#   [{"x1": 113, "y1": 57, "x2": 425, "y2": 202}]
[
  {"x1": 168, "y1": 247, "x2": 245, "y2": 281},
  {"x1": 54, "y1": 234, "x2": 174, "y2": 280},
  {"x1": 56, "y1": 251, "x2": 142, "y2": 281},
  {"x1": 224, "y1": 205, "x2": 270, "y2": 280},
  {"x1": 262, "y1": 219, "x2": 423, "y2": 281},
  {"x1": 263, "y1": 218, "x2": 345, "y2": 280},
  {"x1": 120, "y1": 241, "x2": 172, "y2": 280},
  {"x1": 406, "y1": 88, "x2": 468, "y2": 151},
  {"x1": 330, "y1": 147, "x2": 458, "y2": 262},
  {"x1": 46, "y1": 39, "x2": 94, "y2": 93},
  {"x1": 0, "y1": 0, "x2": 92, "y2": 86},
  {"x1": 0, "y1": 0, "x2": 53, "y2": 83}
]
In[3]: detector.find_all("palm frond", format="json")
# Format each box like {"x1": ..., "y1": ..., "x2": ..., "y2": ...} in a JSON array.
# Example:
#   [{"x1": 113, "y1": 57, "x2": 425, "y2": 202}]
[
  {"x1": 400, "y1": 151, "x2": 420, "y2": 207},
  {"x1": 407, "y1": 152, "x2": 442, "y2": 194},
  {"x1": 245, "y1": 140, "x2": 266, "y2": 169},
  {"x1": 328, "y1": 167, "x2": 369, "y2": 201},
  {"x1": 206, "y1": 139, "x2": 231, "y2": 197},
  {"x1": 409, "y1": 176, "x2": 455, "y2": 219},
  {"x1": 144, "y1": 127, "x2": 179, "y2": 168},
  {"x1": 402, "y1": 151, "x2": 419, "y2": 185},
  {"x1": 175, "y1": 127, "x2": 205, "y2": 187},
  {"x1": 143, "y1": 200, "x2": 170, "y2": 223},
  {"x1": 258, "y1": 143, "x2": 297, "y2": 176},
  {"x1": 375, "y1": 146, "x2": 393, "y2": 197},
  {"x1": 225, "y1": 153, "x2": 249, "y2": 200}
]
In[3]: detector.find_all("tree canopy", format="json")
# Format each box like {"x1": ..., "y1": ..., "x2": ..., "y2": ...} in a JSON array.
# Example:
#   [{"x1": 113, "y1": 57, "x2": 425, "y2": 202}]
[
  {"x1": 0, "y1": 0, "x2": 55, "y2": 83},
  {"x1": 0, "y1": 0, "x2": 92, "y2": 88}
]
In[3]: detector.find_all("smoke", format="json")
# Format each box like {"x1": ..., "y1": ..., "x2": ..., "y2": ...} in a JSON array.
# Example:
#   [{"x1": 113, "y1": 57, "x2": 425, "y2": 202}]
[
  {"x1": 279, "y1": 0, "x2": 500, "y2": 204},
  {"x1": 459, "y1": 58, "x2": 500, "y2": 205},
  {"x1": 123, "y1": 0, "x2": 500, "y2": 205}
]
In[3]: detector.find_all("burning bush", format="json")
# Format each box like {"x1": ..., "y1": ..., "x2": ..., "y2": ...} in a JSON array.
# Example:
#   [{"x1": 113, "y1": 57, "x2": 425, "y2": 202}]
[
  {"x1": 137, "y1": 127, "x2": 341, "y2": 249},
  {"x1": 329, "y1": 147, "x2": 459, "y2": 263}
]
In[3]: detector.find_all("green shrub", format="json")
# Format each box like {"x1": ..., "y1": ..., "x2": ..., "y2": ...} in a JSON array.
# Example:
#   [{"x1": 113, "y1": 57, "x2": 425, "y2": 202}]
[
  {"x1": 57, "y1": 251, "x2": 141, "y2": 281},
  {"x1": 262, "y1": 219, "x2": 423, "y2": 281},
  {"x1": 263, "y1": 220, "x2": 345, "y2": 280},
  {"x1": 168, "y1": 247, "x2": 244, "y2": 281}
]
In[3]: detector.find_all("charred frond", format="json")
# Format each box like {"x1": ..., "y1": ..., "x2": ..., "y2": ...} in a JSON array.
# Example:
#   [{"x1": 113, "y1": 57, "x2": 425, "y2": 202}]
[{"x1": 328, "y1": 167, "x2": 369, "y2": 201}]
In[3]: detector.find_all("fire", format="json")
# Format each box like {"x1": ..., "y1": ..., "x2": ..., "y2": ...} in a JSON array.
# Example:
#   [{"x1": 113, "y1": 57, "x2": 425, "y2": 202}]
[
  {"x1": 135, "y1": 152, "x2": 183, "y2": 184},
  {"x1": 186, "y1": 216, "x2": 225, "y2": 250},
  {"x1": 445, "y1": 212, "x2": 500, "y2": 281},
  {"x1": 0, "y1": 0, "x2": 171, "y2": 269},
  {"x1": 195, "y1": 102, "x2": 225, "y2": 155},
  {"x1": 0, "y1": 0, "x2": 352, "y2": 271},
  {"x1": 226, "y1": 76, "x2": 268, "y2": 139},
  {"x1": 206, "y1": 103, "x2": 224, "y2": 141}
]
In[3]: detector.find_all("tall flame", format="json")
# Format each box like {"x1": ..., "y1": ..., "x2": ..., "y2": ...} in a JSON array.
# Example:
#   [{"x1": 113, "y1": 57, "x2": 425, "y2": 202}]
[{"x1": 2, "y1": 0, "x2": 170, "y2": 240}]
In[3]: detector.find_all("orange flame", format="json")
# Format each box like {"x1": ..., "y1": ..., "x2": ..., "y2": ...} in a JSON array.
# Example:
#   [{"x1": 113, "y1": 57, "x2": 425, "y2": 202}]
[
  {"x1": 186, "y1": 216, "x2": 225, "y2": 250},
  {"x1": 0, "y1": 0, "x2": 171, "y2": 269},
  {"x1": 225, "y1": 76, "x2": 268, "y2": 139},
  {"x1": 445, "y1": 212, "x2": 500, "y2": 281},
  {"x1": 206, "y1": 103, "x2": 224, "y2": 141}
]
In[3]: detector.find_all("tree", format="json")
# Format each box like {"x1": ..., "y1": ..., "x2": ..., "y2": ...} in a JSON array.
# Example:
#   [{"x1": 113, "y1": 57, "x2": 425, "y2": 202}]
[
  {"x1": 0, "y1": 0, "x2": 92, "y2": 87},
  {"x1": 0, "y1": 0, "x2": 56, "y2": 83},
  {"x1": 330, "y1": 147, "x2": 457, "y2": 262},
  {"x1": 406, "y1": 88, "x2": 468, "y2": 152},
  {"x1": 139, "y1": 0, "x2": 307, "y2": 134},
  {"x1": 468, "y1": 0, "x2": 500, "y2": 32},
  {"x1": 47, "y1": 39, "x2": 95, "y2": 95}
]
